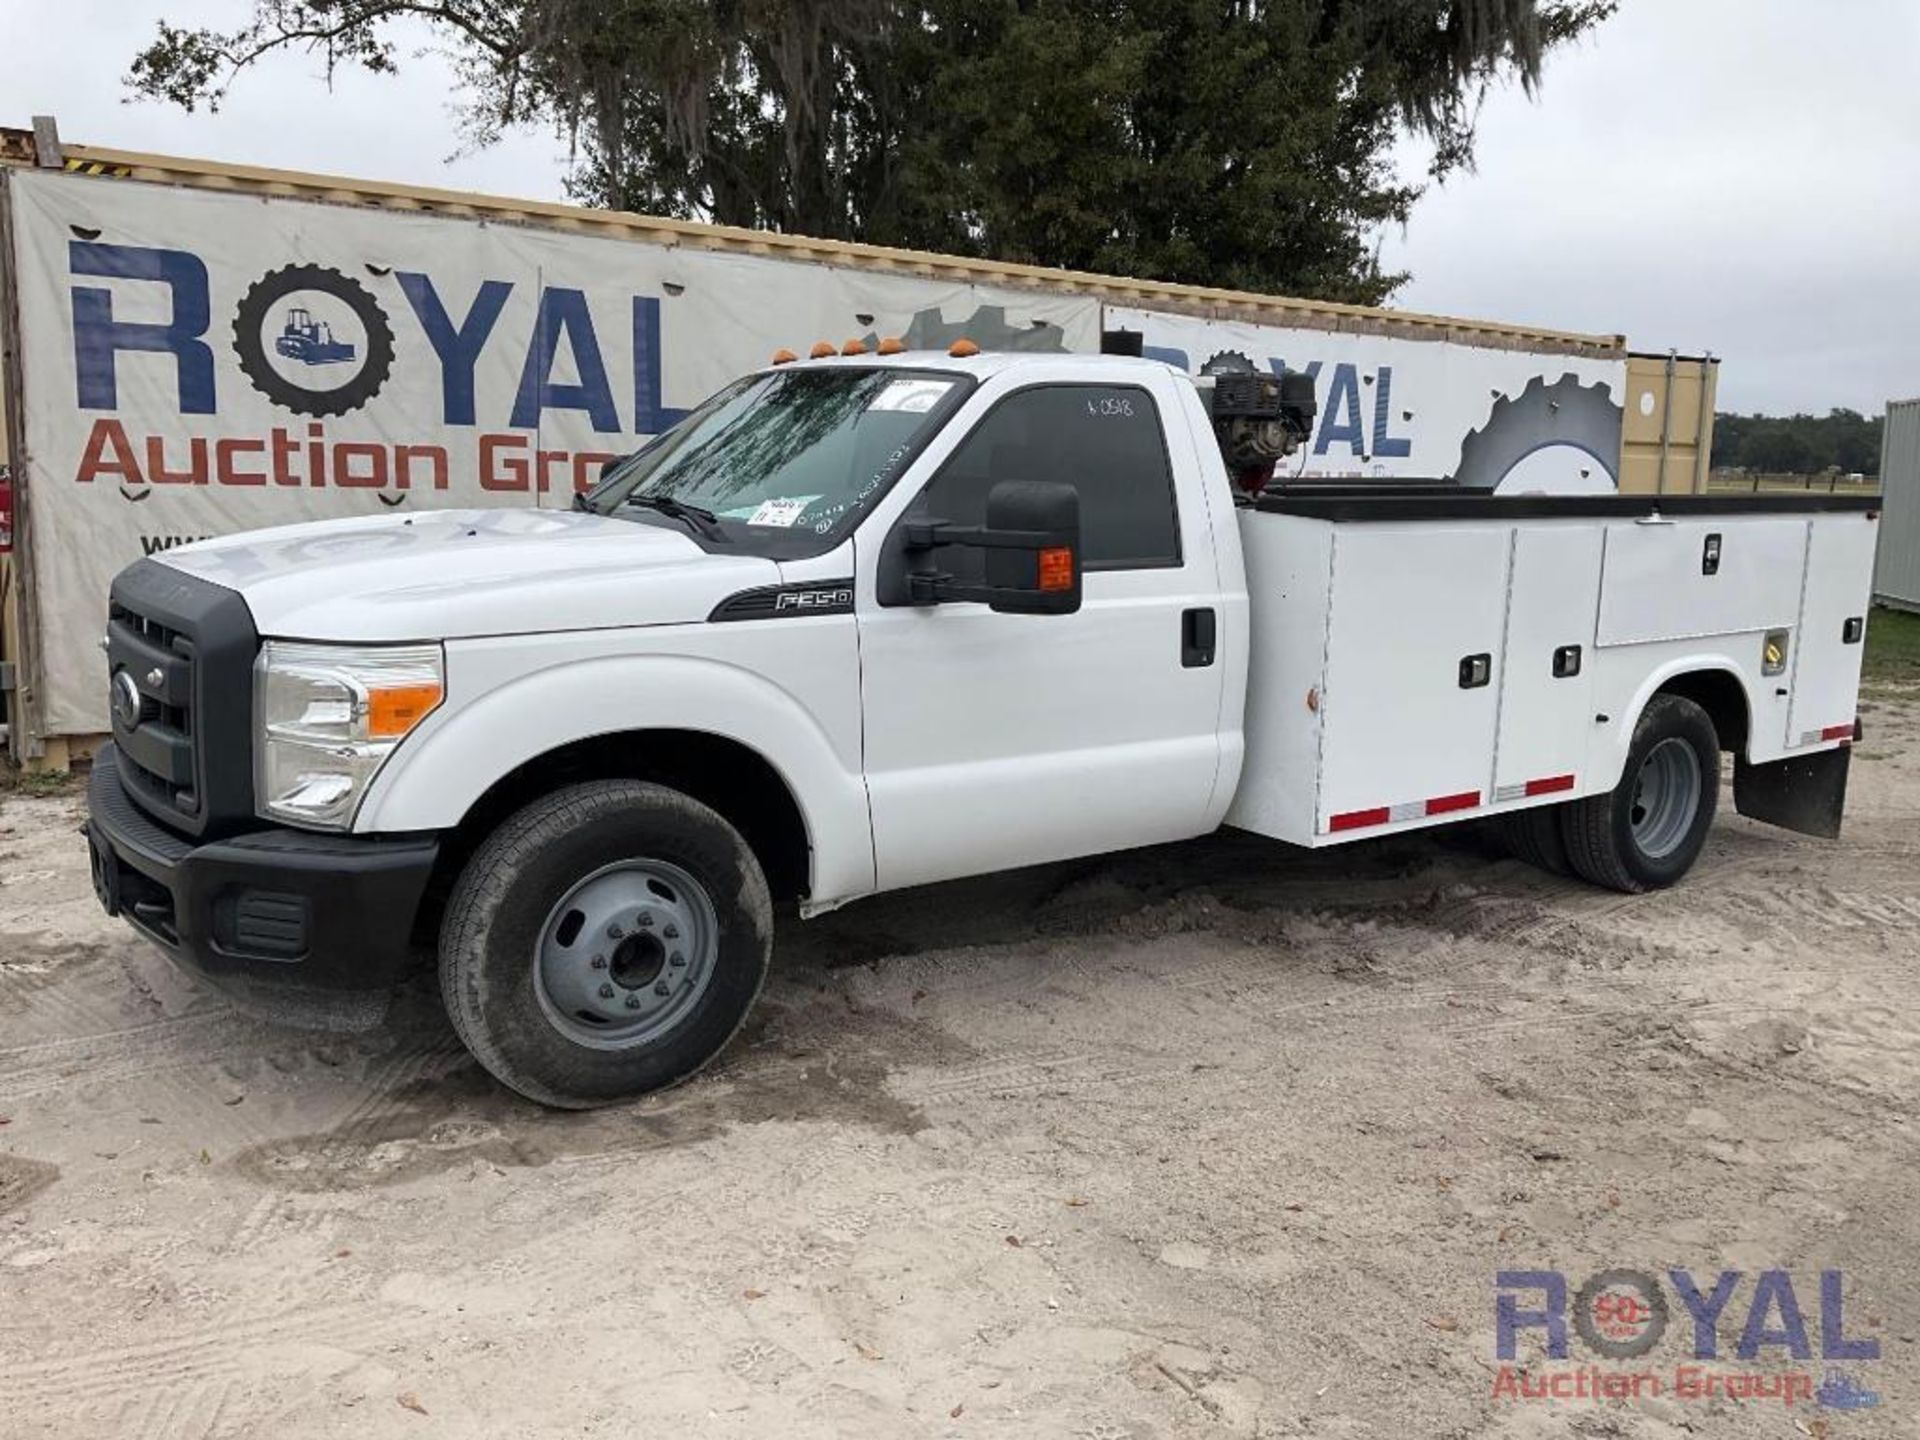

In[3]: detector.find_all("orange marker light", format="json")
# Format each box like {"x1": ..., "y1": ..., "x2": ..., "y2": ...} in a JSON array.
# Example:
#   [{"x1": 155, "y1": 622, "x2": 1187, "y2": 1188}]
[
  {"x1": 841, "y1": 338, "x2": 868, "y2": 355},
  {"x1": 770, "y1": 347, "x2": 798, "y2": 365},
  {"x1": 809, "y1": 341, "x2": 837, "y2": 359},
  {"x1": 1036, "y1": 547, "x2": 1075, "y2": 593},
  {"x1": 876, "y1": 336, "x2": 906, "y2": 355},
  {"x1": 948, "y1": 338, "x2": 981, "y2": 358},
  {"x1": 367, "y1": 682, "x2": 443, "y2": 738}
]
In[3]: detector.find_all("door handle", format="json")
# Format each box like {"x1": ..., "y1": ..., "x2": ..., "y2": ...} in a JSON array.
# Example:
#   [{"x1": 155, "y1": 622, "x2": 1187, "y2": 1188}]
[{"x1": 1182, "y1": 608, "x2": 1216, "y2": 668}]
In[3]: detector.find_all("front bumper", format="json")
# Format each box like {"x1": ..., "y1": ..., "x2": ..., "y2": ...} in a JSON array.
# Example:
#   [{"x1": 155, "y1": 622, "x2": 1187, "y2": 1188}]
[{"x1": 86, "y1": 745, "x2": 440, "y2": 991}]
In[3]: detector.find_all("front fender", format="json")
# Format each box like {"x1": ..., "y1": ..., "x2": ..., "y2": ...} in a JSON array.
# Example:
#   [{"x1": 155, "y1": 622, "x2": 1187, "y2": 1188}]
[{"x1": 354, "y1": 647, "x2": 875, "y2": 903}]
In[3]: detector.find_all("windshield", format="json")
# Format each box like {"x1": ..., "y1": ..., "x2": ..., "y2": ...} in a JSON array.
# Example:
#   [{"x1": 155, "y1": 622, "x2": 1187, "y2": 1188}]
[{"x1": 585, "y1": 367, "x2": 970, "y2": 552}]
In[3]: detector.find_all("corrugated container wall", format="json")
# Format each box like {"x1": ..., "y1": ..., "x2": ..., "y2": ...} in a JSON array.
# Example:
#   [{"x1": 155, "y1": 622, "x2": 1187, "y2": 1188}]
[{"x1": 1875, "y1": 399, "x2": 1920, "y2": 613}]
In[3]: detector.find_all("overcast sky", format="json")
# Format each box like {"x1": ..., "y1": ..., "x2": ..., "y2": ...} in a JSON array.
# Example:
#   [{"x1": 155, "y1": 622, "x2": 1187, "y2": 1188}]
[{"x1": 2, "y1": 0, "x2": 1914, "y2": 415}]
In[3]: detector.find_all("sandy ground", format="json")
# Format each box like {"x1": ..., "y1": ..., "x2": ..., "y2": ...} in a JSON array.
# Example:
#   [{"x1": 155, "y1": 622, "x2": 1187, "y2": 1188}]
[{"x1": 3, "y1": 702, "x2": 1919, "y2": 1439}]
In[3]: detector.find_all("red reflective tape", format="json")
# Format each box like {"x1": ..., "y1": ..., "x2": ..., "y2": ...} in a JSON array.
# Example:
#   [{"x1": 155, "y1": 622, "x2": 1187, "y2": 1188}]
[
  {"x1": 1524, "y1": 774, "x2": 1576, "y2": 797},
  {"x1": 1330, "y1": 806, "x2": 1391, "y2": 832},
  {"x1": 1821, "y1": 724, "x2": 1854, "y2": 742},
  {"x1": 1425, "y1": 790, "x2": 1481, "y2": 816}
]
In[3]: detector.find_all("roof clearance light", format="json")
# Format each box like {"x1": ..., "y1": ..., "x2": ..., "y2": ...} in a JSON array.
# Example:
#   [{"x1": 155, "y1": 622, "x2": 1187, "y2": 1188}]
[
  {"x1": 876, "y1": 337, "x2": 906, "y2": 355},
  {"x1": 770, "y1": 348, "x2": 798, "y2": 366},
  {"x1": 841, "y1": 338, "x2": 868, "y2": 356},
  {"x1": 948, "y1": 338, "x2": 982, "y2": 358},
  {"x1": 809, "y1": 341, "x2": 837, "y2": 359}
]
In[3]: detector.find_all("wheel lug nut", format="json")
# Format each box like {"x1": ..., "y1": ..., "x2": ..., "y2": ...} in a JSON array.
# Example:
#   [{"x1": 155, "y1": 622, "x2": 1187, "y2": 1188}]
[
  {"x1": 625, "y1": 993, "x2": 643, "y2": 1009},
  {"x1": 607, "y1": 923, "x2": 624, "y2": 939},
  {"x1": 635, "y1": 913, "x2": 653, "y2": 928},
  {"x1": 598, "y1": 983, "x2": 616, "y2": 999},
  {"x1": 590, "y1": 954, "x2": 608, "y2": 969},
  {"x1": 655, "y1": 980, "x2": 671, "y2": 997},
  {"x1": 663, "y1": 924, "x2": 680, "y2": 940},
  {"x1": 669, "y1": 952, "x2": 686, "y2": 967}
]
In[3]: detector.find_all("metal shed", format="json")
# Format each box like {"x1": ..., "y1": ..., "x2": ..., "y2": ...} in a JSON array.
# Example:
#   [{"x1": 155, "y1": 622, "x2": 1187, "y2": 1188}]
[{"x1": 1876, "y1": 398, "x2": 1920, "y2": 613}]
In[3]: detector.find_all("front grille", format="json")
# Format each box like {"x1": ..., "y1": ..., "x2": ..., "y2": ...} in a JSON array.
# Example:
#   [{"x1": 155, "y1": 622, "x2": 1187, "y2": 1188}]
[
  {"x1": 105, "y1": 560, "x2": 260, "y2": 839},
  {"x1": 107, "y1": 600, "x2": 200, "y2": 817}
]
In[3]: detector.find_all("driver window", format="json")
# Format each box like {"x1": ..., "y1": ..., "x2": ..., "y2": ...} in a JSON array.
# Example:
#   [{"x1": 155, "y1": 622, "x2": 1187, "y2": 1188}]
[{"x1": 918, "y1": 384, "x2": 1181, "y2": 582}]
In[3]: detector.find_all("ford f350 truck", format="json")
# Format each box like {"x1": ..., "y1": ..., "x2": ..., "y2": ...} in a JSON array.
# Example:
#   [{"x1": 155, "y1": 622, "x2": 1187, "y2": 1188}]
[{"x1": 85, "y1": 348, "x2": 1878, "y2": 1107}]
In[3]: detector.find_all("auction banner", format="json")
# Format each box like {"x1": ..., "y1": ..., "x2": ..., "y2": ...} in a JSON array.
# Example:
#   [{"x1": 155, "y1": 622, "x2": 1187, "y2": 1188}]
[
  {"x1": 1104, "y1": 306, "x2": 1627, "y2": 493},
  {"x1": 5, "y1": 169, "x2": 1099, "y2": 736}
]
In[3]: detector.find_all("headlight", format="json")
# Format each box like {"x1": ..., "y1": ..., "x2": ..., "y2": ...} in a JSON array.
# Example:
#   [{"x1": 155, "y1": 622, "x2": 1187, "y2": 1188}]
[{"x1": 255, "y1": 641, "x2": 444, "y2": 828}]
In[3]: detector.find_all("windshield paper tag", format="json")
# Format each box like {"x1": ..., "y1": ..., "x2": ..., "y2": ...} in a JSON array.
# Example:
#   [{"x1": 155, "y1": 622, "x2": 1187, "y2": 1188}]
[
  {"x1": 870, "y1": 379, "x2": 949, "y2": 414},
  {"x1": 746, "y1": 497, "x2": 816, "y2": 528}
]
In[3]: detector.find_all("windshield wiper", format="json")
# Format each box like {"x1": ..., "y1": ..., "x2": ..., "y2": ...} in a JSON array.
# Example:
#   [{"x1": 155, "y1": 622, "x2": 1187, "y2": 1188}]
[{"x1": 623, "y1": 494, "x2": 727, "y2": 541}]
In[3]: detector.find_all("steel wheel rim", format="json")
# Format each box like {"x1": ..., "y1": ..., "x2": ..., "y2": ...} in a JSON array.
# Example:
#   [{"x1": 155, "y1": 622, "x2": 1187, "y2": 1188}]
[
  {"x1": 533, "y1": 858, "x2": 719, "y2": 1049},
  {"x1": 1629, "y1": 737, "x2": 1702, "y2": 860}
]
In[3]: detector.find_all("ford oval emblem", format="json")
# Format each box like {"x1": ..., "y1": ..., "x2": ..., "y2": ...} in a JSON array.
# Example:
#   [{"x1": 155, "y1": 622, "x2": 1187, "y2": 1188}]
[{"x1": 111, "y1": 670, "x2": 143, "y2": 730}]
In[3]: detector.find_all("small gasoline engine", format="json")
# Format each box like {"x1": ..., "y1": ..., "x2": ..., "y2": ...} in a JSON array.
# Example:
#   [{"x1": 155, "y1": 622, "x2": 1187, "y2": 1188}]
[{"x1": 1203, "y1": 366, "x2": 1318, "y2": 497}]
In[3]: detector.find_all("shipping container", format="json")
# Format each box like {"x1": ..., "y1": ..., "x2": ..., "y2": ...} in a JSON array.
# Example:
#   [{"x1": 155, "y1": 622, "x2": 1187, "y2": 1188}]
[{"x1": 1875, "y1": 398, "x2": 1920, "y2": 613}]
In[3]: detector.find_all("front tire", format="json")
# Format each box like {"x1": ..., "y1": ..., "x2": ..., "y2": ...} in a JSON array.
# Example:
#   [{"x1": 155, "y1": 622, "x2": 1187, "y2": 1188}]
[
  {"x1": 440, "y1": 781, "x2": 773, "y2": 1108},
  {"x1": 1561, "y1": 694, "x2": 1720, "y2": 893}
]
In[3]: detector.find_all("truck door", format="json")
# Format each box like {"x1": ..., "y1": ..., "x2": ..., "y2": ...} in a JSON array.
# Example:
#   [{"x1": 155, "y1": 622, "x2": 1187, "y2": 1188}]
[{"x1": 855, "y1": 373, "x2": 1229, "y2": 892}]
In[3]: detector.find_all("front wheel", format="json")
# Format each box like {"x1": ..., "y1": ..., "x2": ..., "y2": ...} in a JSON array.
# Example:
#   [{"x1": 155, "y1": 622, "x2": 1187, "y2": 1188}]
[
  {"x1": 1560, "y1": 694, "x2": 1720, "y2": 893},
  {"x1": 440, "y1": 780, "x2": 773, "y2": 1108}
]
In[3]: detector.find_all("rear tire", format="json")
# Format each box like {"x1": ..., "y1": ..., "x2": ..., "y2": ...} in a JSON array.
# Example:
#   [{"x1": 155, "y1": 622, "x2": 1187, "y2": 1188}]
[
  {"x1": 1561, "y1": 694, "x2": 1720, "y2": 893},
  {"x1": 1495, "y1": 803, "x2": 1573, "y2": 876},
  {"x1": 440, "y1": 780, "x2": 773, "y2": 1109}
]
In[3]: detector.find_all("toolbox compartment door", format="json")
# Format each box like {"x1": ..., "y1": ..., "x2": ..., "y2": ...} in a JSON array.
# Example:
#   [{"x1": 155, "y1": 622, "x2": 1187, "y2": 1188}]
[
  {"x1": 1493, "y1": 525, "x2": 1605, "y2": 799},
  {"x1": 1597, "y1": 517, "x2": 1806, "y2": 646},
  {"x1": 1786, "y1": 515, "x2": 1878, "y2": 747},
  {"x1": 1316, "y1": 526, "x2": 1510, "y2": 833}
]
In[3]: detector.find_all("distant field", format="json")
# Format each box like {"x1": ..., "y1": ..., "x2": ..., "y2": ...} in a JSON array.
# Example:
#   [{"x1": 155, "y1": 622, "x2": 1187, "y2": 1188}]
[{"x1": 1706, "y1": 469, "x2": 1880, "y2": 495}]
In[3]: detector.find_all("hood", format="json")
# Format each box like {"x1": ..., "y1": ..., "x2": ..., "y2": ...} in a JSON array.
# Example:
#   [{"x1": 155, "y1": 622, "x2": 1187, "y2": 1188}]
[{"x1": 156, "y1": 507, "x2": 782, "y2": 640}]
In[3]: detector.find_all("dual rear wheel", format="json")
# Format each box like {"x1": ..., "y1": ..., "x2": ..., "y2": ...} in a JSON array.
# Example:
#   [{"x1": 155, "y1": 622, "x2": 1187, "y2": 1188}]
[{"x1": 1497, "y1": 694, "x2": 1720, "y2": 893}]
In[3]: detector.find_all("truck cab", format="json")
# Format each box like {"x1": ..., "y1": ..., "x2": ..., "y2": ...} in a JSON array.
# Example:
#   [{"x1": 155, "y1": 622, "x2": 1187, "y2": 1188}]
[{"x1": 85, "y1": 349, "x2": 1877, "y2": 1108}]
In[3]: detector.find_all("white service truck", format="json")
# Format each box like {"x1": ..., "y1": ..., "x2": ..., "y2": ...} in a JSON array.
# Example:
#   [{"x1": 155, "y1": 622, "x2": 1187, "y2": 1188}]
[{"x1": 85, "y1": 349, "x2": 1879, "y2": 1107}]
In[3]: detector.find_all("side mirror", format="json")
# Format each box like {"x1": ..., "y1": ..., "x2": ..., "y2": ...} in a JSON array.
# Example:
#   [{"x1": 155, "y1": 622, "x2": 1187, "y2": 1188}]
[{"x1": 900, "y1": 480, "x2": 1082, "y2": 615}]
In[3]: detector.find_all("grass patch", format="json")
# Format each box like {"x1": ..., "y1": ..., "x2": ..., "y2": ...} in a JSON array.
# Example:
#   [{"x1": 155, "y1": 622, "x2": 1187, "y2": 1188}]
[
  {"x1": 1863, "y1": 606, "x2": 1920, "y2": 697},
  {"x1": 0, "y1": 765, "x2": 80, "y2": 798},
  {"x1": 1706, "y1": 474, "x2": 1880, "y2": 496}
]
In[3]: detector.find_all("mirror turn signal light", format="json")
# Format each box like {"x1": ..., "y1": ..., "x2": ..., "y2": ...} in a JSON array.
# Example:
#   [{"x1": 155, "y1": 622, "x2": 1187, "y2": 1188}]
[
  {"x1": 948, "y1": 338, "x2": 981, "y2": 358},
  {"x1": 1037, "y1": 546, "x2": 1075, "y2": 593},
  {"x1": 770, "y1": 348, "x2": 798, "y2": 365},
  {"x1": 876, "y1": 336, "x2": 906, "y2": 355},
  {"x1": 809, "y1": 341, "x2": 837, "y2": 359}
]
